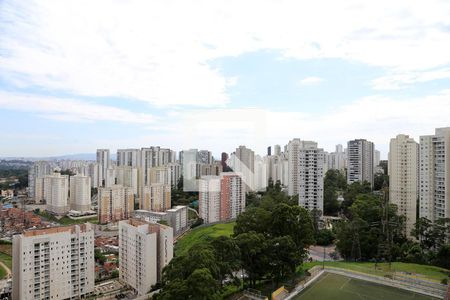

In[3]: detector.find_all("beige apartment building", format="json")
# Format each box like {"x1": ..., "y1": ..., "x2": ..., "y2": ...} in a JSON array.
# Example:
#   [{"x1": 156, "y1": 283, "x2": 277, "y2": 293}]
[
  {"x1": 12, "y1": 223, "x2": 95, "y2": 300},
  {"x1": 139, "y1": 184, "x2": 171, "y2": 212},
  {"x1": 389, "y1": 134, "x2": 419, "y2": 237},
  {"x1": 420, "y1": 127, "x2": 450, "y2": 222},
  {"x1": 98, "y1": 185, "x2": 134, "y2": 224},
  {"x1": 119, "y1": 219, "x2": 173, "y2": 296},
  {"x1": 69, "y1": 174, "x2": 91, "y2": 213}
]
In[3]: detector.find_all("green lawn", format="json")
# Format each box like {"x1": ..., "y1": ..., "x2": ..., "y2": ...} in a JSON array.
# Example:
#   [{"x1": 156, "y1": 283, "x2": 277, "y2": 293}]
[
  {"x1": 175, "y1": 222, "x2": 235, "y2": 256},
  {"x1": 294, "y1": 272, "x2": 438, "y2": 300},
  {"x1": 301, "y1": 261, "x2": 450, "y2": 283},
  {"x1": 0, "y1": 252, "x2": 12, "y2": 279}
]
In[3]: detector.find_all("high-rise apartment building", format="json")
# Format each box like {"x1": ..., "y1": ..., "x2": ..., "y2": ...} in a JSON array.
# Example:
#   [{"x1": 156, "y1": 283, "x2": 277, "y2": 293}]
[
  {"x1": 220, "y1": 173, "x2": 246, "y2": 220},
  {"x1": 198, "y1": 176, "x2": 221, "y2": 223},
  {"x1": 115, "y1": 166, "x2": 138, "y2": 195},
  {"x1": 98, "y1": 185, "x2": 134, "y2": 223},
  {"x1": 374, "y1": 149, "x2": 381, "y2": 169},
  {"x1": 389, "y1": 134, "x2": 419, "y2": 237},
  {"x1": 96, "y1": 149, "x2": 110, "y2": 187},
  {"x1": 12, "y1": 224, "x2": 95, "y2": 300},
  {"x1": 287, "y1": 139, "x2": 324, "y2": 211},
  {"x1": 117, "y1": 148, "x2": 141, "y2": 167},
  {"x1": 88, "y1": 162, "x2": 100, "y2": 188},
  {"x1": 69, "y1": 174, "x2": 91, "y2": 213},
  {"x1": 119, "y1": 219, "x2": 173, "y2": 296},
  {"x1": 327, "y1": 144, "x2": 347, "y2": 172},
  {"x1": 29, "y1": 161, "x2": 52, "y2": 201},
  {"x1": 347, "y1": 139, "x2": 374, "y2": 187},
  {"x1": 44, "y1": 173, "x2": 69, "y2": 215},
  {"x1": 420, "y1": 127, "x2": 450, "y2": 222},
  {"x1": 232, "y1": 146, "x2": 255, "y2": 191},
  {"x1": 140, "y1": 184, "x2": 171, "y2": 212},
  {"x1": 167, "y1": 162, "x2": 181, "y2": 188},
  {"x1": 199, "y1": 173, "x2": 246, "y2": 224}
]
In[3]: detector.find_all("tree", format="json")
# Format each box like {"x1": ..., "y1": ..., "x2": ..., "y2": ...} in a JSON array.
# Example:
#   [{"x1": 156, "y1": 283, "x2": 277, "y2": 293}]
[
  {"x1": 315, "y1": 229, "x2": 335, "y2": 246},
  {"x1": 266, "y1": 236, "x2": 300, "y2": 287},
  {"x1": 186, "y1": 268, "x2": 220, "y2": 299},
  {"x1": 210, "y1": 236, "x2": 241, "y2": 286},
  {"x1": 342, "y1": 181, "x2": 372, "y2": 214},
  {"x1": 233, "y1": 207, "x2": 271, "y2": 236},
  {"x1": 235, "y1": 232, "x2": 268, "y2": 288},
  {"x1": 435, "y1": 244, "x2": 450, "y2": 269},
  {"x1": 374, "y1": 173, "x2": 389, "y2": 191}
]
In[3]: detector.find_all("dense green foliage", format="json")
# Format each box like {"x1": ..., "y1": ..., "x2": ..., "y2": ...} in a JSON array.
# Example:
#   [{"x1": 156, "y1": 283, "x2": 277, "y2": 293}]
[
  {"x1": 0, "y1": 168, "x2": 28, "y2": 190},
  {"x1": 155, "y1": 188, "x2": 314, "y2": 299},
  {"x1": 323, "y1": 170, "x2": 346, "y2": 216},
  {"x1": 171, "y1": 176, "x2": 199, "y2": 207}
]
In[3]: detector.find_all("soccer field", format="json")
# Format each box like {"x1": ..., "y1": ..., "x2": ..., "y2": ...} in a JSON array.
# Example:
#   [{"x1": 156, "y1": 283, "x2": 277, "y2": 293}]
[{"x1": 294, "y1": 273, "x2": 438, "y2": 300}]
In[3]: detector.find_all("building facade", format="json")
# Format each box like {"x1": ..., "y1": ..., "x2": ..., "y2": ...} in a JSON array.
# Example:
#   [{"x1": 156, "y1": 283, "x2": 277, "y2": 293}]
[
  {"x1": 388, "y1": 134, "x2": 419, "y2": 237},
  {"x1": 44, "y1": 173, "x2": 69, "y2": 215},
  {"x1": 287, "y1": 139, "x2": 325, "y2": 211},
  {"x1": 420, "y1": 127, "x2": 450, "y2": 222},
  {"x1": 69, "y1": 174, "x2": 91, "y2": 213},
  {"x1": 98, "y1": 185, "x2": 134, "y2": 224},
  {"x1": 96, "y1": 149, "x2": 110, "y2": 188},
  {"x1": 140, "y1": 184, "x2": 171, "y2": 212},
  {"x1": 12, "y1": 224, "x2": 95, "y2": 300},
  {"x1": 347, "y1": 139, "x2": 374, "y2": 187},
  {"x1": 119, "y1": 219, "x2": 173, "y2": 296}
]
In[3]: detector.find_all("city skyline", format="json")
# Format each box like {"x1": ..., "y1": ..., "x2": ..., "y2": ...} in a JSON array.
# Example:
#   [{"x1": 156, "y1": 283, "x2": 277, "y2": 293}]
[{"x1": 2, "y1": 1, "x2": 450, "y2": 157}]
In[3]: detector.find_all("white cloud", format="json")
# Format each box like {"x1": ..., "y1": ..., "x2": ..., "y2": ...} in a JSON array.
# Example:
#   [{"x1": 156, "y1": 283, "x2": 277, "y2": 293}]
[
  {"x1": 144, "y1": 90, "x2": 450, "y2": 157},
  {"x1": 1, "y1": 0, "x2": 450, "y2": 106},
  {"x1": 371, "y1": 67, "x2": 450, "y2": 90},
  {"x1": 0, "y1": 91, "x2": 155, "y2": 124},
  {"x1": 299, "y1": 76, "x2": 323, "y2": 86}
]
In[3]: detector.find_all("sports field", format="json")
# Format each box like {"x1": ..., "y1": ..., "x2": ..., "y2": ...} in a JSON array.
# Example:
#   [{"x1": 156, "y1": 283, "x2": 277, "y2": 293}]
[{"x1": 294, "y1": 273, "x2": 438, "y2": 300}]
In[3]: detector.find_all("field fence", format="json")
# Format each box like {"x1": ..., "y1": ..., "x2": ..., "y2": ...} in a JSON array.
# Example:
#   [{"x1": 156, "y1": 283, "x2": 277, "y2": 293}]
[{"x1": 324, "y1": 266, "x2": 447, "y2": 299}]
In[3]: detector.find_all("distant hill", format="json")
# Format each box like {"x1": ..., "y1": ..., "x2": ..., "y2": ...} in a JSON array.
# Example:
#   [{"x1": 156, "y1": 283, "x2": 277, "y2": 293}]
[{"x1": 0, "y1": 153, "x2": 117, "y2": 161}]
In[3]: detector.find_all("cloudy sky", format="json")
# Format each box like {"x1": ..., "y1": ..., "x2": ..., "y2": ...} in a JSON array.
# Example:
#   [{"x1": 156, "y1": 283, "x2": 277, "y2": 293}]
[{"x1": 1, "y1": 0, "x2": 450, "y2": 158}]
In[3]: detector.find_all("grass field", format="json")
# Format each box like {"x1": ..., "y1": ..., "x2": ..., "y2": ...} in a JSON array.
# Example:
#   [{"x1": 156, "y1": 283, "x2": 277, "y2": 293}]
[
  {"x1": 301, "y1": 261, "x2": 450, "y2": 283},
  {"x1": 175, "y1": 222, "x2": 235, "y2": 256},
  {"x1": 294, "y1": 273, "x2": 438, "y2": 300},
  {"x1": 0, "y1": 252, "x2": 12, "y2": 279}
]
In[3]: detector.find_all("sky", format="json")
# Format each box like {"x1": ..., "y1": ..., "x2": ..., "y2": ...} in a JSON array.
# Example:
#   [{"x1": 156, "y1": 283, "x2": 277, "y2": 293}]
[{"x1": 1, "y1": 0, "x2": 450, "y2": 159}]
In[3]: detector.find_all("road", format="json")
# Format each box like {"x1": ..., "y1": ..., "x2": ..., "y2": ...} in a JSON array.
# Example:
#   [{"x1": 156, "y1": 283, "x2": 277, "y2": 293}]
[{"x1": 308, "y1": 245, "x2": 339, "y2": 261}]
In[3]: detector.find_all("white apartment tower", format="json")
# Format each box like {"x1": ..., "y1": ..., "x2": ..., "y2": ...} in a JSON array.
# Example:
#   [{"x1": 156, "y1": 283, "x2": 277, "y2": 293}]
[
  {"x1": 389, "y1": 134, "x2": 419, "y2": 237},
  {"x1": 233, "y1": 146, "x2": 255, "y2": 191},
  {"x1": 327, "y1": 144, "x2": 347, "y2": 172},
  {"x1": 117, "y1": 149, "x2": 141, "y2": 167},
  {"x1": 347, "y1": 139, "x2": 375, "y2": 187},
  {"x1": 12, "y1": 224, "x2": 95, "y2": 300},
  {"x1": 116, "y1": 166, "x2": 139, "y2": 195},
  {"x1": 96, "y1": 149, "x2": 110, "y2": 187},
  {"x1": 287, "y1": 139, "x2": 324, "y2": 211},
  {"x1": 198, "y1": 176, "x2": 221, "y2": 223},
  {"x1": 44, "y1": 173, "x2": 69, "y2": 215},
  {"x1": 420, "y1": 127, "x2": 450, "y2": 222},
  {"x1": 69, "y1": 174, "x2": 92, "y2": 213},
  {"x1": 119, "y1": 219, "x2": 173, "y2": 296},
  {"x1": 29, "y1": 161, "x2": 52, "y2": 201}
]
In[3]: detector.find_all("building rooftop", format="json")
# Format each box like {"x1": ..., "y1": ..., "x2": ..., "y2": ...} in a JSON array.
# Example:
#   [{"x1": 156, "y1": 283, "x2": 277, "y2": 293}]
[{"x1": 23, "y1": 223, "x2": 90, "y2": 237}]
